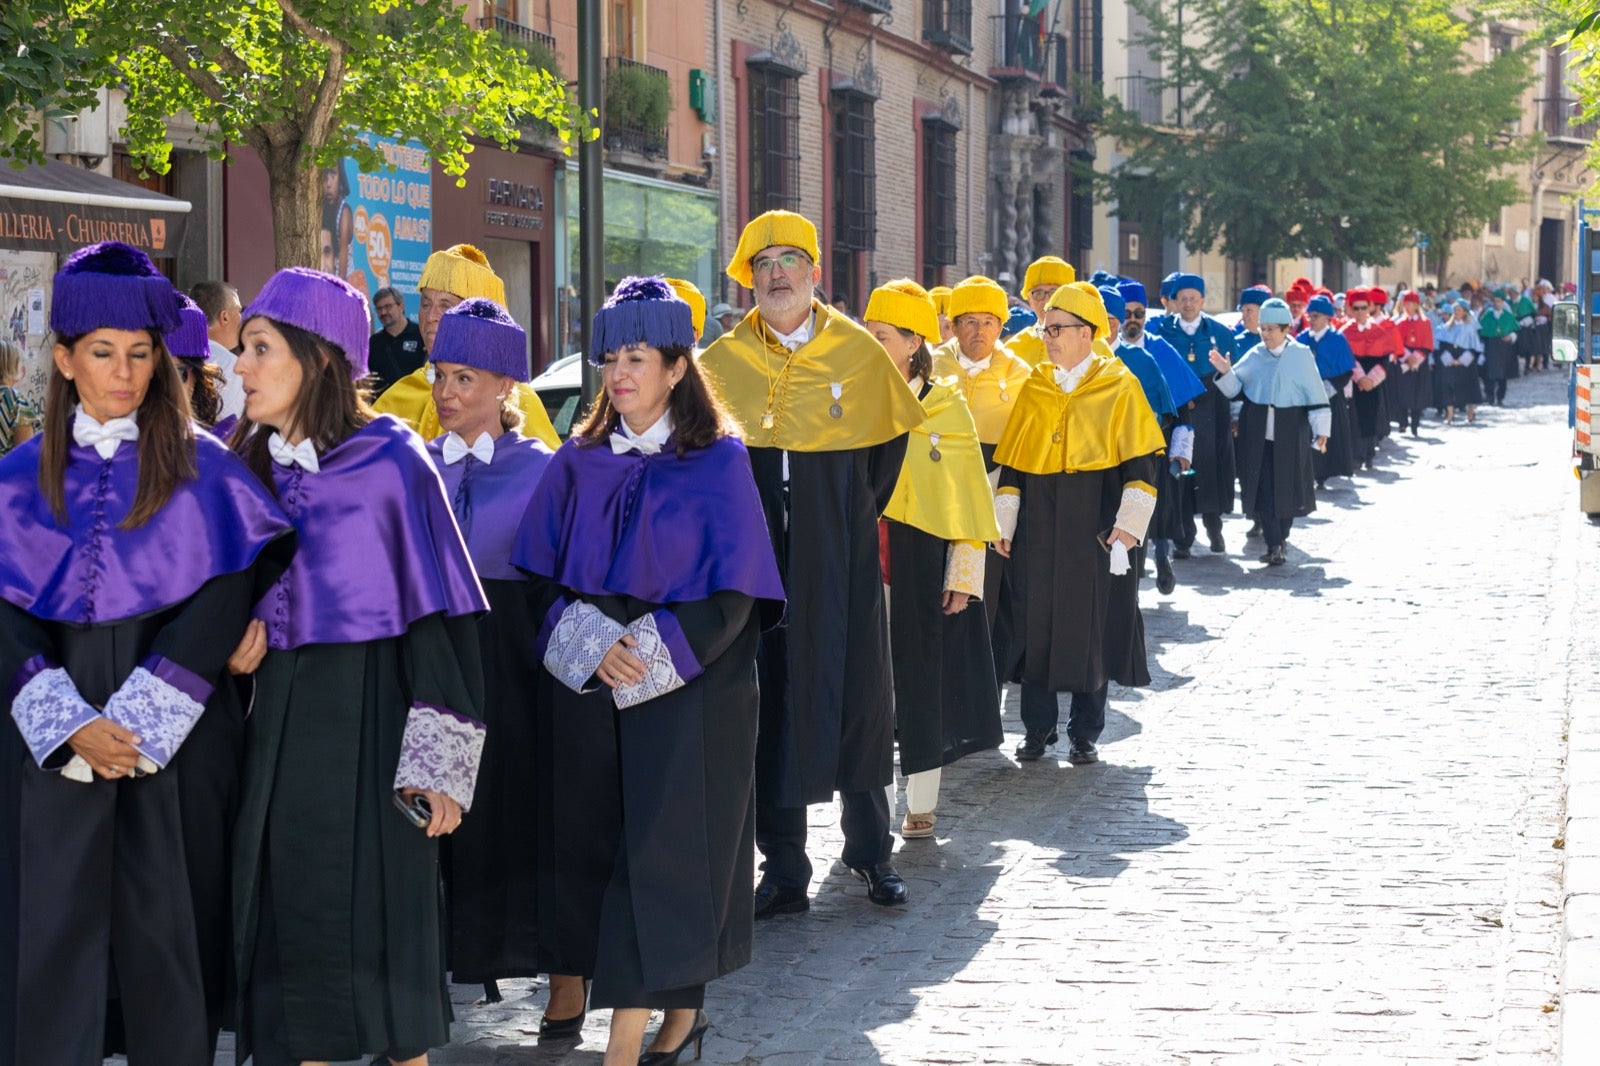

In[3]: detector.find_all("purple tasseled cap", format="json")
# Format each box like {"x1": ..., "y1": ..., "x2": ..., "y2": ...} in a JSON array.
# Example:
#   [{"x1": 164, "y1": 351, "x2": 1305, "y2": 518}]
[
  {"x1": 589, "y1": 275, "x2": 697, "y2": 366},
  {"x1": 242, "y1": 267, "x2": 372, "y2": 380},
  {"x1": 167, "y1": 293, "x2": 213, "y2": 360},
  {"x1": 429, "y1": 298, "x2": 530, "y2": 382},
  {"x1": 50, "y1": 241, "x2": 183, "y2": 338}
]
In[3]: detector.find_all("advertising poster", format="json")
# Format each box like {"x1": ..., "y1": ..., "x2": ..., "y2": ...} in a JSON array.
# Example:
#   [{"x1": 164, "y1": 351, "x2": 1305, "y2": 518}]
[{"x1": 322, "y1": 133, "x2": 432, "y2": 319}]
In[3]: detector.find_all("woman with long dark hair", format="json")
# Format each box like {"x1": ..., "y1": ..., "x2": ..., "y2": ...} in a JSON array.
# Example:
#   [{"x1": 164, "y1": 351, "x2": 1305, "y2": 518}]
[
  {"x1": 166, "y1": 292, "x2": 229, "y2": 434},
  {"x1": 514, "y1": 277, "x2": 783, "y2": 1066},
  {"x1": 0, "y1": 242, "x2": 293, "y2": 1065},
  {"x1": 225, "y1": 267, "x2": 488, "y2": 1066}
]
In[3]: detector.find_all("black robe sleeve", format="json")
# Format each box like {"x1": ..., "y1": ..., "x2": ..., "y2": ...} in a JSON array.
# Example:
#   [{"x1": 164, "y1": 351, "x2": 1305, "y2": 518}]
[
  {"x1": 393, "y1": 611, "x2": 488, "y2": 811},
  {"x1": 866, "y1": 433, "x2": 911, "y2": 514}
]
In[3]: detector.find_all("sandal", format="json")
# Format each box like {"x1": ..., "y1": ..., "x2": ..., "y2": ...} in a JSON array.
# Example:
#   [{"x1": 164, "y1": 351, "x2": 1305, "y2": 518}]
[{"x1": 901, "y1": 813, "x2": 936, "y2": 839}]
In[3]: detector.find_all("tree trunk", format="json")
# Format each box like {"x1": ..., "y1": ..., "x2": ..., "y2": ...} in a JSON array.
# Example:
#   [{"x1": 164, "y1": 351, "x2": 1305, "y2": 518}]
[{"x1": 261, "y1": 141, "x2": 322, "y2": 271}]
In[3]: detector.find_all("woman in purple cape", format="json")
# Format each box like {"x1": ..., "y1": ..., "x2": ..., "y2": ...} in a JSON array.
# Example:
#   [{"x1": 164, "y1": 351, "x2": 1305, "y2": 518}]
[
  {"x1": 0, "y1": 241, "x2": 295, "y2": 1065},
  {"x1": 513, "y1": 277, "x2": 783, "y2": 1066},
  {"x1": 420, "y1": 298, "x2": 589, "y2": 1026},
  {"x1": 224, "y1": 268, "x2": 488, "y2": 1066}
]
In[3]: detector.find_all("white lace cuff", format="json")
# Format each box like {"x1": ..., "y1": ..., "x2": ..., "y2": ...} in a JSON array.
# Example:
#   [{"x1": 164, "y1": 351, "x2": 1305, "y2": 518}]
[
  {"x1": 613, "y1": 610, "x2": 702, "y2": 709},
  {"x1": 1169, "y1": 425, "x2": 1195, "y2": 463},
  {"x1": 10, "y1": 663, "x2": 100, "y2": 770},
  {"x1": 394, "y1": 703, "x2": 486, "y2": 811},
  {"x1": 102, "y1": 661, "x2": 208, "y2": 770},
  {"x1": 540, "y1": 599, "x2": 627, "y2": 694},
  {"x1": 994, "y1": 490, "x2": 1021, "y2": 542},
  {"x1": 1113, "y1": 483, "x2": 1158, "y2": 544},
  {"x1": 944, "y1": 541, "x2": 986, "y2": 598}
]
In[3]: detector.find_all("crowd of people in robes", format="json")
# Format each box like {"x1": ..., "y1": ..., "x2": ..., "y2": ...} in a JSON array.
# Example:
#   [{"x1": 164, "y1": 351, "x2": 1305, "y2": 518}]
[{"x1": 0, "y1": 221, "x2": 1557, "y2": 1066}]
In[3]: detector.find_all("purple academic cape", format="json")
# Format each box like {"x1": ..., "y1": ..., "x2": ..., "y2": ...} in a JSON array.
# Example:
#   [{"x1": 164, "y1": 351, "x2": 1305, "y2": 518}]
[
  {"x1": 257, "y1": 415, "x2": 488, "y2": 649},
  {"x1": 0, "y1": 429, "x2": 292, "y2": 624},
  {"x1": 513, "y1": 434, "x2": 785, "y2": 607},
  {"x1": 426, "y1": 431, "x2": 555, "y2": 582}
]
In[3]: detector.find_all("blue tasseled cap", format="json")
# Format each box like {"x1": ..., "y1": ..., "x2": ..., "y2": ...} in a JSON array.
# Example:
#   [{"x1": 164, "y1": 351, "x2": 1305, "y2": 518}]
[
  {"x1": 167, "y1": 293, "x2": 213, "y2": 360},
  {"x1": 1118, "y1": 279, "x2": 1149, "y2": 307},
  {"x1": 1098, "y1": 286, "x2": 1126, "y2": 322},
  {"x1": 1171, "y1": 272, "x2": 1205, "y2": 297},
  {"x1": 1159, "y1": 272, "x2": 1181, "y2": 298},
  {"x1": 589, "y1": 276, "x2": 697, "y2": 365},
  {"x1": 1306, "y1": 294, "x2": 1336, "y2": 317},
  {"x1": 429, "y1": 297, "x2": 530, "y2": 382},
  {"x1": 1088, "y1": 269, "x2": 1118, "y2": 287},
  {"x1": 1001, "y1": 305, "x2": 1037, "y2": 338},
  {"x1": 51, "y1": 241, "x2": 183, "y2": 338},
  {"x1": 1237, "y1": 285, "x2": 1272, "y2": 309}
]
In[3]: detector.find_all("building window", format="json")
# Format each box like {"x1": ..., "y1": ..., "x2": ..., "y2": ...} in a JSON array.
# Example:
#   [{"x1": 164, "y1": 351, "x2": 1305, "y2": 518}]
[
  {"x1": 1068, "y1": 148, "x2": 1094, "y2": 263},
  {"x1": 1487, "y1": 209, "x2": 1504, "y2": 240},
  {"x1": 748, "y1": 62, "x2": 801, "y2": 214},
  {"x1": 922, "y1": 118, "x2": 958, "y2": 286},
  {"x1": 923, "y1": 0, "x2": 973, "y2": 56},
  {"x1": 831, "y1": 86, "x2": 877, "y2": 311}
]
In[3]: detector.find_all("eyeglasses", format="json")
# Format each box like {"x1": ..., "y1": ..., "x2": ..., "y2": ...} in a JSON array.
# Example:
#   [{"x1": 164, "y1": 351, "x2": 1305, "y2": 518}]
[
  {"x1": 1041, "y1": 323, "x2": 1093, "y2": 338},
  {"x1": 753, "y1": 253, "x2": 810, "y2": 275},
  {"x1": 1125, "y1": 307, "x2": 1146, "y2": 319}
]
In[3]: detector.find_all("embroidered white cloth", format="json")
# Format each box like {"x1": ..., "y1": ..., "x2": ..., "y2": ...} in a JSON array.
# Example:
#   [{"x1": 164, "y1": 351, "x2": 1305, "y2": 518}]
[
  {"x1": 73, "y1": 406, "x2": 139, "y2": 459},
  {"x1": 268, "y1": 433, "x2": 319, "y2": 473},
  {"x1": 442, "y1": 431, "x2": 495, "y2": 465},
  {"x1": 611, "y1": 613, "x2": 690, "y2": 709},
  {"x1": 609, "y1": 411, "x2": 674, "y2": 456},
  {"x1": 543, "y1": 600, "x2": 627, "y2": 693},
  {"x1": 102, "y1": 666, "x2": 205, "y2": 770},
  {"x1": 393, "y1": 704, "x2": 486, "y2": 811}
]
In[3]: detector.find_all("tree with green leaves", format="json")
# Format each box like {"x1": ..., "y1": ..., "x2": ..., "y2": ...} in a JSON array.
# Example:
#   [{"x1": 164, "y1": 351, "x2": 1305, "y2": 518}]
[
  {"x1": 1095, "y1": 0, "x2": 1537, "y2": 278},
  {"x1": 1, "y1": 0, "x2": 578, "y2": 269}
]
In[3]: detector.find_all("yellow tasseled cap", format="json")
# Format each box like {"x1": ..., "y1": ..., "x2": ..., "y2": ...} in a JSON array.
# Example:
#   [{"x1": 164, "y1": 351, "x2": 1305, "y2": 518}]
[
  {"x1": 664, "y1": 277, "x2": 707, "y2": 340},
  {"x1": 1023, "y1": 256, "x2": 1075, "y2": 295},
  {"x1": 418, "y1": 244, "x2": 506, "y2": 304},
  {"x1": 864, "y1": 279, "x2": 941, "y2": 346},
  {"x1": 1044, "y1": 281, "x2": 1110, "y2": 342},
  {"x1": 726, "y1": 211, "x2": 822, "y2": 289},
  {"x1": 947, "y1": 276, "x2": 1009, "y2": 323},
  {"x1": 929, "y1": 286, "x2": 953, "y2": 316}
]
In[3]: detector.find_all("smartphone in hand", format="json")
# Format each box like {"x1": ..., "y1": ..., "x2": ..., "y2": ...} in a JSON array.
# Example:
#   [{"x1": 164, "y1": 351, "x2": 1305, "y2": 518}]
[{"x1": 392, "y1": 790, "x2": 432, "y2": 829}]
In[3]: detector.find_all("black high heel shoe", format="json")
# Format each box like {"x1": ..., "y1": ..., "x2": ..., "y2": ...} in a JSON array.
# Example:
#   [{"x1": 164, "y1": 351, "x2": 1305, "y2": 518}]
[
  {"x1": 638, "y1": 1009, "x2": 710, "y2": 1065},
  {"x1": 539, "y1": 978, "x2": 591, "y2": 1038}
]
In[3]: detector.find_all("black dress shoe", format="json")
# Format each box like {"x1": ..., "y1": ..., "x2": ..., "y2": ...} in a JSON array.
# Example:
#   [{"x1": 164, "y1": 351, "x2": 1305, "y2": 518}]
[
  {"x1": 638, "y1": 1009, "x2": 710, "y2": 1065},
  {"x1": 1245, "y1": 522, "x2": 1262, "y2": 538},
  {"x1": 539, "y1": 978, "x2": 591, "y2": 1038},
  {"x1": 1267, "y1": 545, "x2": 1288, "y2": 566},
  {"x1": 1207, "y1": 531, "x2": 1226, "y2": 553},
  {"x1": 849, "y1": 862, "x2": 909, "y2": 906},
  {"x1": 1156, "y1": 558, "x2": 1176, "y2": 594},
  {"x1": 753, "y1": 879, "x2": 810, "y2": 920},
  {"x1": 1066, "y1": 740, "x2": 1099, "y2": 765},
  {"x1": 1172, "y1": 543, "x2": 1192, "y2": 559},
  {"x1": 1015, "y1": 733, "x2": 1047, "y2": 761}
]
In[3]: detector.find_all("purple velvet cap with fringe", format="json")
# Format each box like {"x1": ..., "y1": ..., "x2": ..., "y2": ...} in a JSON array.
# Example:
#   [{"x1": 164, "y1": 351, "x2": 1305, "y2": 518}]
[
  {"x1": 429, "y1": 298, "x2": 529, "y2": 382},
  {"x1": 242, "y1": 267, "x2": 372, "y2": 380},
  {"x1": 167, "y1": 293, "x2": 213, "y2": 360},
  {"x1": 50, "y1": 241, "x2": 183, "y2": 338},
  {"x1": 588, "y1": 276, "x2": 697, "y2": 365}
]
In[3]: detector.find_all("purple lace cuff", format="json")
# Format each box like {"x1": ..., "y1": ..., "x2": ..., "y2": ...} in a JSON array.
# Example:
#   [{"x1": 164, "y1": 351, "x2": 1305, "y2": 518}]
[
  {"x1": 539, "y1": 598, "x2": 626, "y2": 695},
  {"x1": 612, "y1": 609, "x2": 702, "y2": 710},
  {"x1": 101, "y1": 659, "x2": 208, "y2": 769},
  {"x1": 9, "y1": 659, "x2": 100, "y2": 769},
  {"x1": 394, "y1": 702, "x2": 486, "y2": 811}
]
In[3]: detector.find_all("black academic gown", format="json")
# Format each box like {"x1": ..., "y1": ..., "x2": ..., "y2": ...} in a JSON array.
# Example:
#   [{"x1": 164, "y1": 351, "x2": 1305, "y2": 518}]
[
  {"x1": 1154, "y1": 317, "x2": 1236, "y2": 519},
  {"x1": 1313, "y1": 371, "x2": 1357, "y2": 481},
  {"x1": 232, "y1": 612, "x2": 485, "y2": 1063},
  {"x1": 749, "y1": 438, "x2": 908, "y2": 808},
  {"x1": 884, "y1": 521, "x2": 1002, "y2": 777},
  {"x1": 0, "y1": 566, "x2": 281, "y2": 1066},
  {"x1": 1149, "y1": 408, "x2": 1190, "y2": 541},
  {"x1": 978, "y1": 441, "x2": 1016, "y2": 685},
  {"x1": 1235, "y1": 402, "x2": 1319, "y2": 520},
  {"x1": 532, "y1": 582, "x2": 759, "y2": 1010},
  {"x1": 997, "y1": 452, "x2": 1162, "y2": 693}
]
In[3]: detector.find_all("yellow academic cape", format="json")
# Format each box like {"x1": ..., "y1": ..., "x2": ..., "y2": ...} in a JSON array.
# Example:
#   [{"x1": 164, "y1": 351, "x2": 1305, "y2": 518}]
[
  {"x1": 993, "y1": 352, "x2": 1167, "y2": 478},
  {"x1": 699, "y1": 301, "x2": 924, "y2": 451},
  {"x1": 931, "y1": 339, "x2": 1034, "y2": 446},
  {"x1": 1006, "y1": 326, "x2": 1048, "y2": 366},
  {"x1": 883, "y1": 377, "x2": 1001, "y2": 544},
  {"x1": 373, "y1": 366, "x2": 562, "y2": 449}
]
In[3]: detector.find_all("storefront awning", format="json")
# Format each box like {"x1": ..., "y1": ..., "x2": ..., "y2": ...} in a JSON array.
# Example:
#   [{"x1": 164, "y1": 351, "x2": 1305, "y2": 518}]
[{"x1": 0, "y1": 157, "x2": 191, "y2": 257}]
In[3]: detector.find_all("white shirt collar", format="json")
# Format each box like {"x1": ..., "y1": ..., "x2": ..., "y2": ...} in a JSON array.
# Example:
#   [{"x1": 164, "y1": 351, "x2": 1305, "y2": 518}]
[
  {"x1": 72, "y1": 404, "x2": 140, "y2": 459},
  {"x1": 769, "y1": 311, "x2": 815, "y2": 352},
  {"x1": 907, "y1": 375, "x2": 925, "y2": 393},
  {"x1": 611, "y1": 410, "x2": 675, "y2": 456},
  {"x1": 1178, "y1": 315, "x2": 1202, "y2": 336},
  {"x1": 441, "y1": 430, "x2": 496, "y2": 465},
  {"x1": 1052, "y1": 359, "x2": 1092, "y2": 394},
  {"x1": 1309, "y1": 326, "x2": 1328, "y2": 340},
  {"x1": 956, "y1": 352, "x2": 992, "y2": 375}
]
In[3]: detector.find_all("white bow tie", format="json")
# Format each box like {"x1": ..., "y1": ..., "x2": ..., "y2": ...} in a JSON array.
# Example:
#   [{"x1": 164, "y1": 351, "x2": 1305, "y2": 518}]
[
  {"x1": 268, "y1": 432, "x2": 320, "y2": 473},
  {"x1": 610, "y1": 432, "x2": 662, "y2": 457},
  {"x1": 73, "y1": 414, "x2": 139, "y2": 459},
  {"x1": 957, "y1": 354, "x2": 991, "y2": 376},
  {"x1": 442, "y1": 431, "x2": 495, "y2": 466}
]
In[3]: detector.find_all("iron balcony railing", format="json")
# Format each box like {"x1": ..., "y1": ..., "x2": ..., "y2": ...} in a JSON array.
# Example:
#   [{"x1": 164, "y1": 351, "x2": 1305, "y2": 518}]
[
  {"x1": 1117, "y1": 74, "x2": 1169, "y2": 126},
  {"x1": 480, "y1": 15, "x2": 557, "y2": 53},
  {"x1": 1539, "y1": 98, "x2": 1597, "y2": 143},
  {"x1": 923, "y1": 0, "x2": 972, "y2": 56},
  {"x1": 604, "y1": 56, "x2": 671, "y2": 160},
  {"x1": 991, "y1": 12, "x2": 1047, "y2": 76}
]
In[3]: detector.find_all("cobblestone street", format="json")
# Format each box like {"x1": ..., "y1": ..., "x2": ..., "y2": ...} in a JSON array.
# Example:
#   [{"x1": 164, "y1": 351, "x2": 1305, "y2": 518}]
[{"x1": 243, "y1": 369, "x2": 1588, "y2": 1066}]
